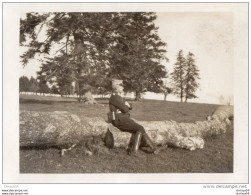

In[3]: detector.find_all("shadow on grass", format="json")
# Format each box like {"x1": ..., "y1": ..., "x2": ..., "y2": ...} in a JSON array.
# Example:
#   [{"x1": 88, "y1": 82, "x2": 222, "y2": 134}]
[
  {"x1": 20, "y1": 145, "x2": 64, "y2": 151},
  {"x1": 19, "y1": 98, "x2": 79, "y2": 105},
  {"x1": 20, "y1": 97, "x2": 111, "y2": 106},
  {"x1": 20, "y1": 98, "x2": 54, "y2": 105}
]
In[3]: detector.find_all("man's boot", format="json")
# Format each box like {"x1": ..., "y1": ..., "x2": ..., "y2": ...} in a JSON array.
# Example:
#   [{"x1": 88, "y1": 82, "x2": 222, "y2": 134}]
[
  {"x1": 142, "y1": 133, "x2": 167, "y2": 154},
  {"x1": 128, "y1": 131, "x2": 142, "y2": 156}
]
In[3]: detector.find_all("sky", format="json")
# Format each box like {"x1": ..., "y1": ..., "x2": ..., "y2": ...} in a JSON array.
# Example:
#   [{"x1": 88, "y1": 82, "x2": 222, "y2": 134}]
[
  {"x1": 144, "y1": 12, "x2": 233, "y2": 104},
  {"x1": 20, "y1": 12, "x2": 234, "y2": 105}
]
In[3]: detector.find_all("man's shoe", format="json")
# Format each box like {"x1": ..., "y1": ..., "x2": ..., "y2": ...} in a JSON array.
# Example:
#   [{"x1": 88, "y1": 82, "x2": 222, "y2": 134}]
[
  {"x1": 127, "y1": 149, "x2": 144, "y2": 157},
  {"x1": 153, "y1": 145, "x2": 168, "y2": 155}
]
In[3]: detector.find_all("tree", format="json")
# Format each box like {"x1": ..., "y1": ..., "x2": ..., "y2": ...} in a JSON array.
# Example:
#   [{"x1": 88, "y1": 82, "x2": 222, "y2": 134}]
[
  {"x1": 20, "y1": 13, "x2": 117, "y2": 102},
  {"x1": 184, "y1": 52, "x2": 200, "y2": 102},
  {"x1": 161, "y1": 80, "x2": 172, "y2": 101},
  {"x1": 108, "y1": 13, "x2": 168, "y2": 101},
  {"x1": 19, "y1": 76, "x2": 30, "y2": 93},
  {"x1": 20, "y1": 12, "x2": 168, "y2": 101},
  {"x1": 170, "y1": 50, "x2": 186, "y2": 102},
  {"x1": 37, "y1": 57, "x2": 73, "y2": 96},
  {"x1": 29, "y1": 77, "x2": 39, "y2": 95},
  {"x1": 38, "y1": 76, "x2": 50, "y2": 95},
  {"x1": 51, "y1": 85, "x2": 60, "y2": 95},
  {"x1": 20, "y1": 13, "x2": 125, "y2": 102}
]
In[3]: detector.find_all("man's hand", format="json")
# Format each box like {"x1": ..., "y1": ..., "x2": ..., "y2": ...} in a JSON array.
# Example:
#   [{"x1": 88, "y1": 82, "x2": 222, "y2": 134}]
[
  {"x1": 125, "y1": 101, "x2": 130, "y2": 107},
  {"x1": 125, "y1": 101, "x2": 132, "y2": 110}
]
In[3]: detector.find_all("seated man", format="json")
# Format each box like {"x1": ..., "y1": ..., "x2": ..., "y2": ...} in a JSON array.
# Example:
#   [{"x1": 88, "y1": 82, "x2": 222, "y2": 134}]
[{"x1": 108, "y1": 79, "x2": 162, "y2": 155}]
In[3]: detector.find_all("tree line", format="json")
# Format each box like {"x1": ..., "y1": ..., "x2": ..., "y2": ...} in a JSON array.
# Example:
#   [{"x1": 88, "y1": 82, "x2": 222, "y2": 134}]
[
  {"x1": 19, "y1": 75, "x2": 110, "y2": 97},
  {"x1": 20, "y1": 12, "x2": 200, "y2": 102},
  {"x1": 19, "y1": 76, "x2": 54, "y2": 95},
  {"x1": 171, "y1": 50, "x2": 200, "y2": 102}
]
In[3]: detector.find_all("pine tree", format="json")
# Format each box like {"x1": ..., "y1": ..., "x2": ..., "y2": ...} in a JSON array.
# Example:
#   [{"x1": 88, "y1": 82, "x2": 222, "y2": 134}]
[
  {"x1": 184, "y1": 52, "x2": 200, "y2": 102},
  {"x1": 108, "y1": 12, "x2": 168, "y2": 100},
  {"x1": 19, "y1": 76, "x2": 30, "y2": 93},
  {"x1": 51, "y1": 85, "x2": 60, "y2": 95},
  {"x1": 29, "y1": 77, "x2": 39, "y2": 95},
  {"x1": 37, "y1": 76, "x2": 50, "y2": 95},
  {"x1": 20, "y1": 12, "x2": 118, "y2": 102},
  {"x1": 20, "y1": 12, "x2": 168, "y2": 101},
  {"x1": 170, "y1": 50, "x2": 186, "y2": 102}
]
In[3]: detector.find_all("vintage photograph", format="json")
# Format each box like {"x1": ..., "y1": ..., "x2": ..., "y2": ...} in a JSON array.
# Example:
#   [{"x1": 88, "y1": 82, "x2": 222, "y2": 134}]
[
  {"x1": 2, "y1": 2, "x2": 248, "y2": 185},
  {"x1": 19, "y1": 11, "x2": 234, "y2": 173}
]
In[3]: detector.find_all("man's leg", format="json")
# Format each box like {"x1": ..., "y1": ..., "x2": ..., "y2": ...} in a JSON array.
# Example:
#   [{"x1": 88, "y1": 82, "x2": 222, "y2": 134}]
[
  {"x1": 114, "y1": 116, "x2": 166, "y2": 154},
  {"x1": 131, "y1": 130, "x2": 142, "y2": 153},
  {"x1": 141, "y1": 132, "x2": 165, "y2": 154},
  {"x1": 114, "y1": 117, "x2": 145, "y2": 154}
]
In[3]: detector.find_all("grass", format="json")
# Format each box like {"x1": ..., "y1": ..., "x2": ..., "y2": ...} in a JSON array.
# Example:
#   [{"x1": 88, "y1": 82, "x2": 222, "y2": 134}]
[{"x1": 19, "y1": 94, "x2": 233, "y2": 173}]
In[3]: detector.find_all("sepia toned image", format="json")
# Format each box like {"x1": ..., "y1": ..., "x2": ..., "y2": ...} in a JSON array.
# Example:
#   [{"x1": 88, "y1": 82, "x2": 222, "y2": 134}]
[
  {"x1": 3, "y1": 3, "x2": 248, "y2": 184},
  {"x1": 18, "y1": 11, "x2": 234, "y2": 174}
]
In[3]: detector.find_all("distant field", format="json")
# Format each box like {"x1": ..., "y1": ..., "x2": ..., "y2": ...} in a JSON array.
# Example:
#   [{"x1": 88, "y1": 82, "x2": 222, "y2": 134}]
[
  {"x1": 19, "y1": 94, "x2": 233, "y2": 173},
  {"x1": 19, "y1": 94, "x2": 219, "y2": 122}
]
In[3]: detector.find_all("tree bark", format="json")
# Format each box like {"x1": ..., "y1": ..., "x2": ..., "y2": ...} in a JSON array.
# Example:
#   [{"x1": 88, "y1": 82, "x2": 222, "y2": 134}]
[
  {"x1": 19, "y1": 106, "x2": 233, "y2": 151},
  {"x1": 135, "y1": 91, "x2": 142, "y2": 101},
  {"x1": 164, "y1": 93, "x2": 167, "y2": 101}
]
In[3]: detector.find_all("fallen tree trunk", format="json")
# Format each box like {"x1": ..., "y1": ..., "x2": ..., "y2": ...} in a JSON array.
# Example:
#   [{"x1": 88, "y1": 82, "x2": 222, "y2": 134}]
[{"x1": 19, "y1": 106, "x2": 233, "y2": 151}]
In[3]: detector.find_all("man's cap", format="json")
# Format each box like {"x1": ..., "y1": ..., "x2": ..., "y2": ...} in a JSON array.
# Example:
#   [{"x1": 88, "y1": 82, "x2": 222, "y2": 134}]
[{"x1": 112, "y1": 79, "x2": 124, "y2": 88}]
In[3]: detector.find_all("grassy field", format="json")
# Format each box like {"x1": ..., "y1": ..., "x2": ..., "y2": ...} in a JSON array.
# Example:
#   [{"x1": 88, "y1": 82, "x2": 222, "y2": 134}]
[{"x1": 19, "y1": 94, "x2": 233, "y2": 173}]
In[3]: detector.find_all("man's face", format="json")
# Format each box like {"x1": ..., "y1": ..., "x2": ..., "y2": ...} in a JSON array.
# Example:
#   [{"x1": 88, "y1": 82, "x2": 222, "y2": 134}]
[
  {"x1": 112, "y1": 79, "x2": 124, "y2": 93},
  {"x1": 115, "y1": 84, "x2": 124, "y2": 93}
]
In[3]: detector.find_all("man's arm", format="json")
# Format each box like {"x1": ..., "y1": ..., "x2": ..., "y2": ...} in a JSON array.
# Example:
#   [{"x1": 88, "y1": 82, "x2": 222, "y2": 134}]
[{"x1": 110, "y1": 95, "x2": 130, "y2": 113}]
